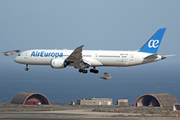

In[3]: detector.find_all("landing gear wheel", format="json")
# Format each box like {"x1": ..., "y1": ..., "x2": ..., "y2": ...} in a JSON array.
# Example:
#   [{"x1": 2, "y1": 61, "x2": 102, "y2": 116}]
[
  {"x1": 79, "y1": 69, "x2": 83, "y2": 73},
  {"x1": 90, "y1": 68, "x2": 99, "y2": 74},
  {"x1": 25, "y1": 68, "x2": 29, "y2": 71},
  {"x1": 24, "y1": 64, "x2": 29, "y2": 71},
  {"x1": 82, "y1": 70, "x2": 88, "y2": 74},
  {"x1": 90, "y1": 69, "x2": 94, "y2": 73},
  {"x1": 94, "y1": 70, "x2": 99, "y2": 74},
  {"x1": 79, "y1": 69, "x2": 88, "y2": 74}
]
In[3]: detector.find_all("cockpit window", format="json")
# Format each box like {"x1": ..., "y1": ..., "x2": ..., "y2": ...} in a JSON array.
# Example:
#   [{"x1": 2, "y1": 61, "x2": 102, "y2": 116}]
[{"x1": 18, "y1": 54, "x2": 21, "y2": 56}]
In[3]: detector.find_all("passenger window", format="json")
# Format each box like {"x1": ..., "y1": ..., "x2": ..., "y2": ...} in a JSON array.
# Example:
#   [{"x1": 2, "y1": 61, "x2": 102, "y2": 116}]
[{"x1": 18, "y1": 54, "x2": 21, "y2": 56}]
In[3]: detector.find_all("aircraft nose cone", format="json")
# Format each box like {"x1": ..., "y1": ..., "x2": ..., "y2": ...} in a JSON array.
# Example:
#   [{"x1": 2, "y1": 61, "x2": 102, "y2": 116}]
[{"x1": 14, "y1": 56, "x2": 19, "y2": 63}]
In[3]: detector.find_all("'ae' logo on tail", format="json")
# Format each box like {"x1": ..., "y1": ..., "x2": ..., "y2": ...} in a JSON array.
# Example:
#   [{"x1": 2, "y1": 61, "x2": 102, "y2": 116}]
[
  {"x1": 148, "y1": 39, "x2": 159, "y2": 48},
  {"x1": 139, "y1": 28, "x2": 166, "y2": 54}
]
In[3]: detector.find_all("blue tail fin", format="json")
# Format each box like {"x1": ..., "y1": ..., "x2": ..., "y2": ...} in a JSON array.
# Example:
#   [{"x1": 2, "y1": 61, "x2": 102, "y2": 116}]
[{"x1": 139, "y1": 28, "x2": 166, "y2": 54}]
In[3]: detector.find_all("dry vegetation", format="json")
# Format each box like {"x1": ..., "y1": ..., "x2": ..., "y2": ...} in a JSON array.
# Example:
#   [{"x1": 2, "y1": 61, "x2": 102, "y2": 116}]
[
  {"x1": 0, "y1": 102, "x2": 66, "y2": 112},
  {"x1": 0, "y1": 102, "x2": 180, "y2": 118},
  {"x1": 92, "y1": 106, "x2": 180, "y2": 117}
]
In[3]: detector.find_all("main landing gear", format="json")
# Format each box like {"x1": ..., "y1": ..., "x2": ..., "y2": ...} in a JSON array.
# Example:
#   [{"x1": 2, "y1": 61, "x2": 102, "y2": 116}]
[
  {"x1": 79, "y1": 69, "x2": 88, "y2": 74},
  {"x1": 90, "y1": 67, "x2": 99, "y2": 74},
  {"x1": 24, "y1": 64, "x2": 29, "y2": 71},
  {"x1": 90, "y1": 69, "x2": 99, "y2": 74},
  {"x1": 79, "y1": 67, "x2": 99, "y2": 74}
]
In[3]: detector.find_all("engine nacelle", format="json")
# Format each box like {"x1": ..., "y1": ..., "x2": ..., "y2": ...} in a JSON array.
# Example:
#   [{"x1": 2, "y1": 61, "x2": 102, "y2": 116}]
[{"x1": 50, "y1": 58, "x2": 66, "y2": 69}]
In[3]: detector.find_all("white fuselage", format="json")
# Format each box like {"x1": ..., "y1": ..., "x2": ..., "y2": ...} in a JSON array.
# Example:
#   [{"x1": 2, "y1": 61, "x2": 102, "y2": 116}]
[{"x1": 14, "y1": 49, "x2": 163, "y2": 68}]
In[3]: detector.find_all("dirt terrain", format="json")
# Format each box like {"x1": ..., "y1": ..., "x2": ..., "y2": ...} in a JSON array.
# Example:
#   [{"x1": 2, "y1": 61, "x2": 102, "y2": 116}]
[{"x1": 0, "y1": 102, "x2": 180, "y2": 120}]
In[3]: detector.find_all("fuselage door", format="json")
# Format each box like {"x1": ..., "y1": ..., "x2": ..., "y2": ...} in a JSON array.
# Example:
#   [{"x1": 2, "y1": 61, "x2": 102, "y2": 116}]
[
  {"x1": 24, "y1": 52, "x2": 28, "y2": 59},
  {"x1": 94, "y1": 53, "x2": 98, "y2": 58},
  {"x1": 129, "y1": 54, "x2": 134, "y2": 62},
  {"x1": 122, "y1": 55, "x2": 128, "y2": 62}
]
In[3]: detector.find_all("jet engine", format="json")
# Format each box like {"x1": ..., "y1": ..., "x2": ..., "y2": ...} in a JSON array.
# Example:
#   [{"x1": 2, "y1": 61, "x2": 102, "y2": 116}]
[{"x1": 50, "y1": 58, "x2": 67, "y2": 68}]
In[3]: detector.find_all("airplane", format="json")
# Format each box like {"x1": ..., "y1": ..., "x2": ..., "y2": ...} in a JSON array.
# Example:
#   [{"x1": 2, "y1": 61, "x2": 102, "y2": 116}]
[{"x1": 14, "y1": 28, "x2": 166, "y2": 74}]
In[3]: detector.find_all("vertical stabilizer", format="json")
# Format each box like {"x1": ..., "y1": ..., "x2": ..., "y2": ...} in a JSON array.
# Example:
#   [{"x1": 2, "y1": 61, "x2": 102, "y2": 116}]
[{"x1": 139, "y1": 28, "x2": 166, "y2": 54}]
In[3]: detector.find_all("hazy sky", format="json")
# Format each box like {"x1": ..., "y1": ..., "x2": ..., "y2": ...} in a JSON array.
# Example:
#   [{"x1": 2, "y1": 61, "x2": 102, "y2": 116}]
[{"x1": 0, "y1": 0, "x2": 180, "y2": 63}]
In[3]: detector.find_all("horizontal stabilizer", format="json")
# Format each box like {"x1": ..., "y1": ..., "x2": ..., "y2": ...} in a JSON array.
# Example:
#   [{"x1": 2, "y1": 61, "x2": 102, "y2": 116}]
[{"x1": 144, "y1": 54, "x2": 158, "y2": 59}]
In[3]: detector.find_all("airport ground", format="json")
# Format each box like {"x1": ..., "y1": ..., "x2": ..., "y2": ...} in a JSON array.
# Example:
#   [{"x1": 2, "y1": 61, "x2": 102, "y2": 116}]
[{"x1": 0, "y1": 102, "x2": 180, "y2": 120}]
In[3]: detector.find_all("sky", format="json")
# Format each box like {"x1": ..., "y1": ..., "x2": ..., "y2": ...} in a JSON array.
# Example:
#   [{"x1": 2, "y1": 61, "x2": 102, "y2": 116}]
[{"x1": 0, "y1": 0, "x2": 180, "y2": 63}]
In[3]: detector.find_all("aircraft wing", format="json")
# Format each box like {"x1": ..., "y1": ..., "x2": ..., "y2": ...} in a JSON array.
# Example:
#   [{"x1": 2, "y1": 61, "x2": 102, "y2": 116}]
[{"x1": 66, "y1": 45, "x2": 89, "y2": 69}]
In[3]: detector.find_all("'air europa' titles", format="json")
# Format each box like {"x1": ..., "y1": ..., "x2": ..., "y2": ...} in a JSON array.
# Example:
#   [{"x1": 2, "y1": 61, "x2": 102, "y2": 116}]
[{"x1": 31, "y1": 51, "x2": 63, "y2": 58}]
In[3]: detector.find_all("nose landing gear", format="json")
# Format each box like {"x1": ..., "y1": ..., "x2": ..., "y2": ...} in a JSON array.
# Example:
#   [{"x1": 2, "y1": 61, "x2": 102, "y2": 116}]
[
  {"x1": 24, "y1": 64, "x2": 29, "y2": 71},
  {"x1": 25, "y1": 68, "x2": 29, "y2": 71}
]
